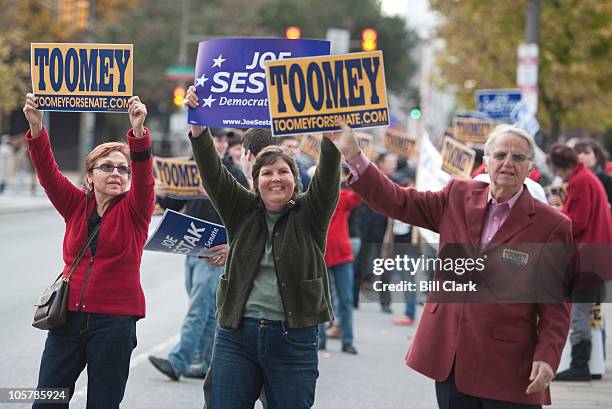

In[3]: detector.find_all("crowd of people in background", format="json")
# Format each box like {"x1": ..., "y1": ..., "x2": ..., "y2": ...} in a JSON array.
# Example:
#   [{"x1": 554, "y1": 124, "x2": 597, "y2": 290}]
[{"x1": 16, "y1": 86, "x2": 612, "y2": 408}]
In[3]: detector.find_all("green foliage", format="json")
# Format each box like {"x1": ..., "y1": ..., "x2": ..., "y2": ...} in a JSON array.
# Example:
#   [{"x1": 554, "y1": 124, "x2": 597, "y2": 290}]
[
  {"x1": 430, "y1": 0, "x2": 612, "y2": 142},
  {"x1": 257, "y1": 0, "x2": 419, "y2": 95}
]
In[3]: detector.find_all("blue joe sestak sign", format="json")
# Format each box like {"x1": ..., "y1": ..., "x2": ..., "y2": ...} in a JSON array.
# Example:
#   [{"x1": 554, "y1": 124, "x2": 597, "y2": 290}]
[
  {"x1": 188, "y1": 38, "x2": 330, "y2": 129},
  {"x1": 475, "y1": 89, "x2": 522, "y2": 122},
  {"x1": 144, "y1": 210, "x2": 227, "y2": 257}
]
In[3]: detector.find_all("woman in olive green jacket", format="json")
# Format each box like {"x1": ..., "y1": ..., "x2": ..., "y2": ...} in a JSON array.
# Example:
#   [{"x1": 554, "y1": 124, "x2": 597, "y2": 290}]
[{"x1": 185, "y1": 86, "x2": 340, "y2": 408}]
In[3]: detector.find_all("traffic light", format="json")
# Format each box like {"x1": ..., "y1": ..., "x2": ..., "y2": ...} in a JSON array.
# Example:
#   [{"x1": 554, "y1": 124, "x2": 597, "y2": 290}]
[
  {"x1": 173, "y1": 86, "x2": 186, "y2": 107},
  {"x1": 361, "y1": 28, "x2": 377, "y2": 51},
  {"x1": 285, "y1": 26, "x2": 301, "y2": 40},
  {"x1": 410, "y1": 107, "x2": 421, "y2": 120}
]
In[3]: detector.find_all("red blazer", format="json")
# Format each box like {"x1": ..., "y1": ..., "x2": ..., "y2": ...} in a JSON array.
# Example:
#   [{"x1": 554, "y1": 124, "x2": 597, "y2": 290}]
[
  {"x1": 27, "y1": 127, "x2": 155, "y2": 318},
  {"x1": 351, "y1": 163, "x2": 572, "y2": 405},
  {"x1": 324, "y1": 189, "x2": 361, "y2": 267}
]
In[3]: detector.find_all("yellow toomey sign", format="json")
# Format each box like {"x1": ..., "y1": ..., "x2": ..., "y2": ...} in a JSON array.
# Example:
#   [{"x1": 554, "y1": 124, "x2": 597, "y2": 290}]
[
  {"x1": 154, "y1": 157, "x2": 207, "y2": 199},
  {"x1": 452, "y1": 117, "x2": 494, "y2": 144},
  {"x1": 440, "y1": 136, "x2": 476, "y2": 178},
  {"x1": 265, "y1": 51, "x2": 388, "y2": 136},
  {"x1": 31, "y1": 43, "x2": 133, "y2": 112},
  {"x1": 384, "y1": 127, "x2": 416, "y2": 158}
]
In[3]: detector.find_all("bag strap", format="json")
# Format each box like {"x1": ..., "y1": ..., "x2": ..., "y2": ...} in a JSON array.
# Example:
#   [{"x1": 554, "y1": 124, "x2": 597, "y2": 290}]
[{"x1": 57, "y1": 222, "x2": 101, "y2": 283}]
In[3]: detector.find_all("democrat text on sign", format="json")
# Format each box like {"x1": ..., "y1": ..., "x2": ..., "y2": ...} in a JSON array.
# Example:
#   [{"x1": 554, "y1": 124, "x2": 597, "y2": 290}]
[
  {"x1": 188, "y1": 38, "x2": 329, "y2": 129},
  {"x1": 31, "y1": 43, "x2": 133, "y2": 112}
]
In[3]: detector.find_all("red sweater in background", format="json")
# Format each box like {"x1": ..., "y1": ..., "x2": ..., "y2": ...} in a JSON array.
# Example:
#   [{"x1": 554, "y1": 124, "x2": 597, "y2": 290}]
[
  {"x1": 324, "y1": 188, "x2": 361, "y2": 267},
  {"x1": 26, "y1": 127, "x2": 155, "y2": 318},
  {"x1": 562, "y1": 162, "x2": 612, "y2": 243}
]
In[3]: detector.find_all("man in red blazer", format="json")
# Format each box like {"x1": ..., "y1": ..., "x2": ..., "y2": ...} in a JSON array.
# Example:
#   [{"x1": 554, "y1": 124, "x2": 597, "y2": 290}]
[{"x1": 328, "y1": 123, "x2": 573, "y2": 408}]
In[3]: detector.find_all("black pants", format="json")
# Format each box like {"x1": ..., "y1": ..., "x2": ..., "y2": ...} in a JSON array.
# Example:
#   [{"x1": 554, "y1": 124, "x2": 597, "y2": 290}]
[
  {"x1": 435, "y1": 368, "x2": 541, "y2": 409},
  {"x1": 34, "y1": 311, "x2": 137, "y2": 409}
]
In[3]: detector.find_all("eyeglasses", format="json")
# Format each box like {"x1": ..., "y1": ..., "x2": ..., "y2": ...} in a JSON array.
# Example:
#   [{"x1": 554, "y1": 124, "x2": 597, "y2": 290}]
[
  {"x1": 91, "y1": 164, "x2": 131, "y2": 175},
  {"x1": 491, "y1": 151, "x2": 532, "y2": 163}
]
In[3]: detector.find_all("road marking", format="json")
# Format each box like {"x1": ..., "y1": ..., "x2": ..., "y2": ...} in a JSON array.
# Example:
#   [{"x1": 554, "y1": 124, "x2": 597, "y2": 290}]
[{"x1": 71, "y1": 334, "x2": 180, "y2": 402}]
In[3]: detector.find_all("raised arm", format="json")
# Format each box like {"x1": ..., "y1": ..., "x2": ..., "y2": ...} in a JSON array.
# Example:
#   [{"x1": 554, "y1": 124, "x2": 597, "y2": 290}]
[
  {"x1": 326, "y1": 123, "x2": 447, "y2": 232},
  {"x1": 184, "y1": 86, "x2": 254, "y2": 233},
  {"x1": 122, "y1": 97, "x2": 155, "y2": 227},
  {"x1": 23, "y1": 93, "x2": 82, "y2": 219},
  {"x1": 303, "y1": 136, "x2": 341, "y2": 231}
]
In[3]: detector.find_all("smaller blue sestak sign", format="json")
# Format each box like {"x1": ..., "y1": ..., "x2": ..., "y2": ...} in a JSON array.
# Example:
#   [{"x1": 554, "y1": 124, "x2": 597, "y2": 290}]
[
  {"x1": 475, "y1": 89, "x2": 522, "y2": 122},
  {"x1": 144, "y1": 209, "x2": 227, "y2": 257},
  {"x1": 188, "y1": 38, "x2": 330, "y2": 129}
]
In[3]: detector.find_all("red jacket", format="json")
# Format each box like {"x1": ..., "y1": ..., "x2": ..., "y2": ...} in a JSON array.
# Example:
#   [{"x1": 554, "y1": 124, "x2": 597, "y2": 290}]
[
  {"x1": 350, "y1": 163, "x2": 572, "y2": 405},
  {"x1": 27, "y1": 127, "x2": 155, "y2": 318},
  {"x1": 324, "y1": 188, "x2": 361, "y2": 267},
  {"x1": 562, "y1": 162, "x2": 612, "y2": 243}
]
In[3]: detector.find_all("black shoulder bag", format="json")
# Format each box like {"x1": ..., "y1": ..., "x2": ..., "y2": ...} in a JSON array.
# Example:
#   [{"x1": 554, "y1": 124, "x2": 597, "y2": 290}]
[{"x1": 32, "y1": 223, "x2": 101, "y2": 330}]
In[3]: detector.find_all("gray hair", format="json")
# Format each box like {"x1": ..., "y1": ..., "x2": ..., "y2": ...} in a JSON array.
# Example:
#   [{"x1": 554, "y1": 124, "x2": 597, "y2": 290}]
[{"x1": 484, "y1": 124, "x2": 535, "y2": 160}]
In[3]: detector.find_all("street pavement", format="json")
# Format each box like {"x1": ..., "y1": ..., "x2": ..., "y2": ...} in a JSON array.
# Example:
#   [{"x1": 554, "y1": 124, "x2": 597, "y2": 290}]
[{"x1": 0, "y1": 194, "x2": 610, "y2": 408}]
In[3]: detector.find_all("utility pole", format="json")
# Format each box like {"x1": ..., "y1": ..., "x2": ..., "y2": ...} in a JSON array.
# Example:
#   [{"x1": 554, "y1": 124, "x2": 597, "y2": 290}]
[
  {"x1": 517, "y1": 0, "x2": 539, "y2": 114},
  {"x1": 525, "y1": 0, "x2": 540, "y2": 44}
]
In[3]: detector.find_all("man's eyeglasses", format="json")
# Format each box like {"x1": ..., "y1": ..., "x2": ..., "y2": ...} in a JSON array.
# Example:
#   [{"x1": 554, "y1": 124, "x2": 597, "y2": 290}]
[
  {"x1": 91, "y1": 164, "x2": 131, "y2": 175},
  {"x1": 491, "y1": 151, "x2": 531, "y2": 163}
]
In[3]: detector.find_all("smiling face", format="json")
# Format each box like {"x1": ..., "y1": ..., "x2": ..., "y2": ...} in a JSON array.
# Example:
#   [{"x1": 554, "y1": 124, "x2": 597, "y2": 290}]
[
  {"x1": 257, "y1": 159, "x2": 296, "y2": 211},
  {"x1": 87, "y1": 151, "x2": 130, "y2": 199},
  {"x1": 485, "y1": 132, "x2": 532, "y2": 201}
]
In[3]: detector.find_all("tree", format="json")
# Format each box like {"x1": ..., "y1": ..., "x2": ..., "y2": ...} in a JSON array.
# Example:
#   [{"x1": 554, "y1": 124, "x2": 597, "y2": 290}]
[
  {"x1": 0, "y1": 0, "x2": 137, "y2": 132},
  {"x1": 257, "y1": 0, "x2": 419, "y2": 96},
  {"x1": 93, "y1": 0, "x2": 270, "y2": 118},
  {"x1": 430, "y1": 0, "x2": 612, "y2": 143}
]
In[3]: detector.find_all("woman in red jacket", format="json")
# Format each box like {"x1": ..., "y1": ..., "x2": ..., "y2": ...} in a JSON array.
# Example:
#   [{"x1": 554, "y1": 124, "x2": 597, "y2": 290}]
[
  {"x1": 319, "y1": 166, "x2": 362, "y2": 354},
  {"x1": 548, "y1": 144, "x2": 612, "y2": 382},
  {"x1": 23, "y1": 93, "x2": 155, "y2": 409}
]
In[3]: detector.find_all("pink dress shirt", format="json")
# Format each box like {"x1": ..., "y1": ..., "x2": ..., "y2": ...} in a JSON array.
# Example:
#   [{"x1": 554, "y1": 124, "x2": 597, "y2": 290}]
[{"x1": 347, "y1": 151, "x2": 524, "y2": 246}]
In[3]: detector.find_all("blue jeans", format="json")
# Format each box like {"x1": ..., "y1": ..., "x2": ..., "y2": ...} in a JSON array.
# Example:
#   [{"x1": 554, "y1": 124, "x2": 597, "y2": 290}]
[
  {"x1": 401, "y1": 269, "x2": 416, "y2": 319},
  {"x1": 319, "y1": 262, "x2": 354, "y2": 346},
  {"x1": 212, "y1": 318, "x2": 319, "y2": 409},
  {"x1": 169, "y1": 256, "x2": 223, "y2": 375},
  {"x1": 33, "y1": 311, "x2": 137, "y2": 409}
]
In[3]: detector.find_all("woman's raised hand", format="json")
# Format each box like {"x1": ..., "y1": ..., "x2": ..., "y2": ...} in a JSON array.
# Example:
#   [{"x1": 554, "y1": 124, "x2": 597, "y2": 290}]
[
  {"x1": 184, "y1": 85, "x2": 207, "y2": 138},
  {"x1": 323, "y1": 120, "x2": 361, "y2": 161},
  {"x1": 23, "y1": 93, "x2": 43, "y2": 138},
  {"x1": 128, "y1": 96, "x2": 147, "y2": 137}
]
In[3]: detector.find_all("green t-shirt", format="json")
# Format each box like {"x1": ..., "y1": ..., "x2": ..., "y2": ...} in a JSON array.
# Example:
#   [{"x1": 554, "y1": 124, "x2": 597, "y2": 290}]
[{"x1": 243, "y1": 210, "x2": 286, "y2": 321}]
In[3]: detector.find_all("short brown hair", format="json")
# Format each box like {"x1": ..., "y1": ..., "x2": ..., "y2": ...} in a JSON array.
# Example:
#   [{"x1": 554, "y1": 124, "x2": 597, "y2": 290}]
[
  {"x1": 548, "y1": 144, "x2": 578, "y2": 170},
  {"x1": 85, "y1": 142, "x2": 130, "y2": 189},
  {"x1": 574, "y1": 139, "x2": 609, "y2": 170},
  {"x1": 242, "y1": 128, "x2": 276, "y2": 157},
  {"x1": 252, "y1": 146, "x2": 299, "y2": 195}
]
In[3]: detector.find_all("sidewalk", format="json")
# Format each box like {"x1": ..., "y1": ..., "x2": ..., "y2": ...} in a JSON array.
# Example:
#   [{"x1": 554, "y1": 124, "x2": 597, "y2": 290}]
[
  {"x1": 550, "y1": 303, "x2": 612, "y2": 408},
  {"x1": 0, "y1": 172, "x2": 80, "y2": 214},
  {"x1": 0, "y1": 188, "x2": 53, "y2": 214}
]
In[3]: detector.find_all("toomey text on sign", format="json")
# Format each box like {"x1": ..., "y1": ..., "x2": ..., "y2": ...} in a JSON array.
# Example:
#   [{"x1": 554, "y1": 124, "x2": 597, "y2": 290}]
[
  {"x1": 440, "y1": 136, "x2": 476, "y2": 179},
  {"x1": 153, "y1": 157, "x2": 207, "y2": 200},
  {"x1": 265, "y1": 50, "x2": 389, "y2": 136},
  {"x1": 31, "y1": 43, "x2": 133, "y2": 112}
]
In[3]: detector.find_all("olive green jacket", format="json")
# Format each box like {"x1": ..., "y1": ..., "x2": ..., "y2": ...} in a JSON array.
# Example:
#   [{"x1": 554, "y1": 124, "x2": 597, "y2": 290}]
[{"x1": 190, "y1": 129, "x2": 340, "y2": 328}]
